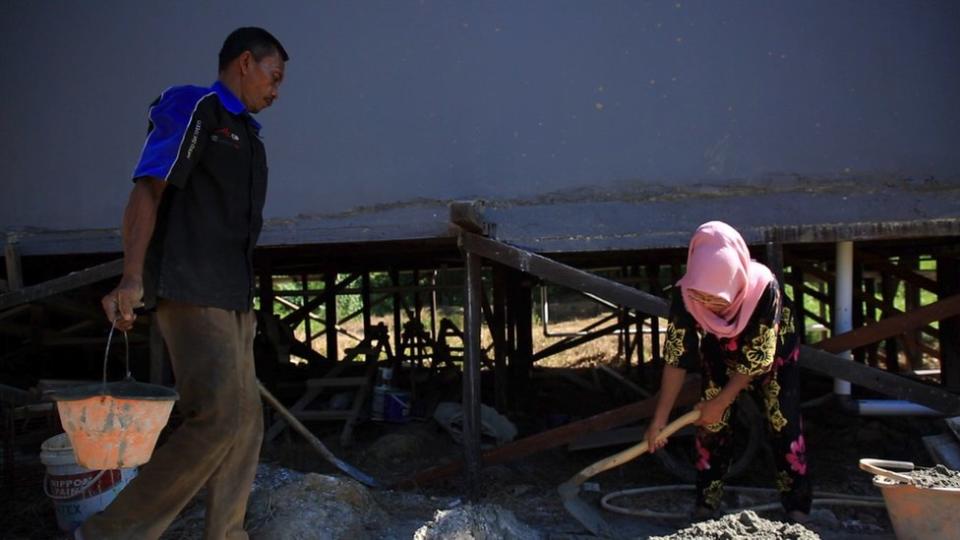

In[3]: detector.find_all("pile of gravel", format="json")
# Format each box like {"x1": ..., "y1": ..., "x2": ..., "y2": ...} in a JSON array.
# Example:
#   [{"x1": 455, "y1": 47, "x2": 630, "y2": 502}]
[
  {"x1": 413, "y1": 503, "x2": 541, "y2": 540},
  {"x1": 650, "y1": 510, "x2": 819, "y2": 540}
]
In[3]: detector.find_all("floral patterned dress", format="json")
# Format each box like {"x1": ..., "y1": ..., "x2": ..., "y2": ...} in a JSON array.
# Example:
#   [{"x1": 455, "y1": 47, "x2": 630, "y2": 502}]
[{"x1": 663, "y1": 280, "x2": 812, "y2": 514}]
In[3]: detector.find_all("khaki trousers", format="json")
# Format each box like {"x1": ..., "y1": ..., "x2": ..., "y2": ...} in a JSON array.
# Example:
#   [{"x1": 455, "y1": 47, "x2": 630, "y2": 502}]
[{"x1": 82, "y1": 301, "x2": 263, "y2": 539}]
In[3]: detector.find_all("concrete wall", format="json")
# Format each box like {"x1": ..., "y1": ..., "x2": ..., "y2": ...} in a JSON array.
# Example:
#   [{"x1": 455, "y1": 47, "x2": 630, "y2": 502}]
[{"x1": 2, "y1": 0, "x2": 958, "y2": 233}]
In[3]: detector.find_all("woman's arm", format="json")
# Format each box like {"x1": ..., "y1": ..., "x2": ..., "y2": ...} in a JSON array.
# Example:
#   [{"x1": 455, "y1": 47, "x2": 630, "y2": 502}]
[{"x1": 694, "y1": 372, "x2": 752, "y2": 426}]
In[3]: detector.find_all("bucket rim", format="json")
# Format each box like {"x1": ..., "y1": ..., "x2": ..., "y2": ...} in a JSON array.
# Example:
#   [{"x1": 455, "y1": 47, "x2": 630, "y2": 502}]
[
  {"x1": 872, "y1": 476, "x2": 960, "y2": 493},
  {"x1": 51, "y1": 380, "x2": 178, "y2": 401}
]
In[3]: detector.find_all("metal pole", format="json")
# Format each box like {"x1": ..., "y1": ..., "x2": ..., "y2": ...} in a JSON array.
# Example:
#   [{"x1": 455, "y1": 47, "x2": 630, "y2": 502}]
[
  {"x1": 462, "y1": 249, "x2": 483, "y2": 497},
  {"x1": 834, "y1": 241, "x2": 854, "y2": 395}
]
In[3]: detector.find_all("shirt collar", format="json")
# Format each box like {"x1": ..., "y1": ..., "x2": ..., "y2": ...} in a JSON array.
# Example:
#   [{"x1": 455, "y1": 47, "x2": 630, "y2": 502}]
[{"x1": 212, "y1": 80, "x2": 262, "y2": 132}]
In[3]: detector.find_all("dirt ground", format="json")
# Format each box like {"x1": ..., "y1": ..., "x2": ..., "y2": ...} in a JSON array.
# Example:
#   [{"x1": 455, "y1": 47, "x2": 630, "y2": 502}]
[{"x1": 2, "y1": 317, "x2": 954, "y2": 539}]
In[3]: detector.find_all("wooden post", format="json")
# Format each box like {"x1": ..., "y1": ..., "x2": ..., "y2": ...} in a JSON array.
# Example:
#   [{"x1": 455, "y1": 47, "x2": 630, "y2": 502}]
[
  {"x1": 258, "y1": 266, "x2": 274, "y2": 315},
  {"x1": 462, "y1": 249, "x2": 483, "y2": 497},
  {"x1": 882, "y1": 270, "x2": 900, "y2": 372},
  {"x1": 939, "y1": 256, "x2": 960, "y2": 390},
  {"x1": 361, "y1": 272, "x2": 373, "y2": 363},
  {"x1": 852, "y1": 260, "x2": 865, "y2": 364},
  {"x1": 325, "y1": 273, "x2": 338, "y2": 363},
  {"x1": 390, "y1": 269, "x2": 402, "y2": 361},
  {"x1": 791, "y1": 263, "x2": 807, "y2": 344},
  {"x1": 514, "y1": 274, "x2": 534, "y2": 411},
  {"x1": 863, "y1": 277, "x2": 880, "y2": 368},
  {"x1": 903, "y1": 256, "x2": 923, "y2": 370},
  {"x1": 646, "y1": 264, "x2": 662, "y2": 367},
  {"x1": 430, "y1": 270, "x2": 439, "y2": 343},
  {"x1": 302, "y1": 274, "x2": 311, "y2": 343},
  {"x1": 766, "y1": 242, "x2": 785, "y2": 284},
  {"x1": 493, "y1": 265, "x2": 508, "y2": 412},
  {"x1": 4, "y1": 237, "x2": 23, "y2": 291}
]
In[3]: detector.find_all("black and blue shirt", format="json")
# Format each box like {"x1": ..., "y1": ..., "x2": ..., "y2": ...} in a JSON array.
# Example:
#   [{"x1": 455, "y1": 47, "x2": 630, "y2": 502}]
[{"x1": 135, "y1": 81, "x2": 268, "y2": 311}]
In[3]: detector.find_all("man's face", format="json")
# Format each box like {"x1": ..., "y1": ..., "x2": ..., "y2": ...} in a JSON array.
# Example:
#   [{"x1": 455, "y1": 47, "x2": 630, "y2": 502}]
[{"x1": 240, "y1": 50, "x2": 285, "y2": 113}]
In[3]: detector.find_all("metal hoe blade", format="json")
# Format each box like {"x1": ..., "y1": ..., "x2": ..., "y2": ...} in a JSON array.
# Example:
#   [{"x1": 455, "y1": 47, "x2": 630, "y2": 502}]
[{"x1": 558, "y1": 410, "x2": 700, "y2": 538}]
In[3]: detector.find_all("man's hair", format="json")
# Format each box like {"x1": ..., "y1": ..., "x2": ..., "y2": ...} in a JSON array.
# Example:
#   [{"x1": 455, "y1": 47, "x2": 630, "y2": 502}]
[{"x1": 218, "y1": 27, "x2": 289, "y2": 72}]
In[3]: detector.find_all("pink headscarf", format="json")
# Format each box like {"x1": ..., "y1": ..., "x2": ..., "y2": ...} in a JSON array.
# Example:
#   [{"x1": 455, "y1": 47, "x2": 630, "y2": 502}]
[{"x1": 677, "y1": 221, "x2": 774, "y2": 338}]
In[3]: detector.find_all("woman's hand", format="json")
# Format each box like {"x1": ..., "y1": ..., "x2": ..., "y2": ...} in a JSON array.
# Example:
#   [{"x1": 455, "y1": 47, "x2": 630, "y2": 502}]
[
  {"x1": 645, "y1": 416, "x2": 669, "y2": 452},
  {"x1": 694, "y1": 398, "x2": 730, "y2": 427}
]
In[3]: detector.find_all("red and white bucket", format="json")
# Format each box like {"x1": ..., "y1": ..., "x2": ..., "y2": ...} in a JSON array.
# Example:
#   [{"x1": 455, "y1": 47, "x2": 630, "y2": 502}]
[{"x1": 40, "y1": 433, "x2": 138, "y2": 532}]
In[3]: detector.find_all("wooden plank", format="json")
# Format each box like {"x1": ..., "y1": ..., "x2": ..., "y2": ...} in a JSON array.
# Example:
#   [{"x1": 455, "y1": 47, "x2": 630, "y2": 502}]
[
  {"x1": 799, "y1": 345, "x2": 960, "y2": 414},
  {"x1": 813, "y1": 294, "x2": 960, "y2": 354},
  {"x1": 395, "y1": 376, "x2": 701, "y2": 488},
  {"x1": 0, "y1": 258, "x2": 122, "y2": 311}
]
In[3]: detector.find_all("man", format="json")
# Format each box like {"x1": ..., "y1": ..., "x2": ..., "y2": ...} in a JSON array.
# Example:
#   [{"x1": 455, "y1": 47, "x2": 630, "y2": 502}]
[{"x1": 85, "y1": 28, "x2": 287, "y2": 539}]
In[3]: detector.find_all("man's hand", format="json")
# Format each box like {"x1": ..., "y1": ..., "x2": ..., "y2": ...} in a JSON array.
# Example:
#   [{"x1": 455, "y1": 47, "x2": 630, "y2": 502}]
[
  {"x1": 693, "y1": 397, "x2": 730, "y2": 427},
  {"x1": 101, "y1": 276, "x2": 144, "y2": 331}
]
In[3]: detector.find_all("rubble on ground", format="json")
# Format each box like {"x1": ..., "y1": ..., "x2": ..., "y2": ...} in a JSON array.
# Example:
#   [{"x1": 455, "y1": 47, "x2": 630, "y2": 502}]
[
  {"x1": 248, "y1": 473, "x2": 387, "y2": 540},
  {"x1": 413, "y1": 503, "x2": 541, "y2": 540}
]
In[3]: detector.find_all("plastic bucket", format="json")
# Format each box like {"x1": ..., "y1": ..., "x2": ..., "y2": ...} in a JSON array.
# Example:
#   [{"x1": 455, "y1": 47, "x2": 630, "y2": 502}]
[
  {"x1": 52, "y1": 328, "x2": 178, "y2": 469},
  {"x1": 860, "y1": 458, "x2": 960, "y2": 540},
  {"x1": 54, "y1": 381, "x2": 177, "y2": 469},
  {"x1": 41, "y1": 433, "x2": 137, "y2": 532},
  {"x1": 871, "y1": 477, "x2": 960, "y2": 539},
  {"x1": 384, "y1": 390, "x2": 411, "y2": 422}
]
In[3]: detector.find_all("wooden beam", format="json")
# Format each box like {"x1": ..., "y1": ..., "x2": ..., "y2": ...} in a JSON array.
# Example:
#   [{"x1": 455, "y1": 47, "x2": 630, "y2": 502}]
[
  {"x1": 459, "y1": 232, "x2": 669, "y2": 317},
  {"x1": 800, "y1": 345, "x2": 960, "y2": 414},
  {"x1": 396, "y1": 376, "x2": 701, "y2": 488},
  {"x1": 449, "y1": 201, "x2": 490, "y2": 235},
  {"x1": 0, "y1": 258, "x2": 122, "y2": 311},
  {"x1": 813, "y1": 294, "x2": 960, "y2": 354}
]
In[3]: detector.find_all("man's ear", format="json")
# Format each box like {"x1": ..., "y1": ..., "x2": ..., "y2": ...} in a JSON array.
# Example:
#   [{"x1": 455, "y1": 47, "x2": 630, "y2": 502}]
[{"x1": 238, "y1": 50, "x2": 253, "y2": 76}]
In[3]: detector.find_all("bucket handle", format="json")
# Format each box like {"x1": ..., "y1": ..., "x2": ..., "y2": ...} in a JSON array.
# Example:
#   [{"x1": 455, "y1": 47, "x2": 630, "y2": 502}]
[
  {"x1": 102, "y1": 325, "x2": 133, "y2": 388},
  {"x1": 859, "y1": 458, "x2": 915, "y2": 484},
  {"x1": 43, "y1": 469, "x2": 107, "y2": 500}
]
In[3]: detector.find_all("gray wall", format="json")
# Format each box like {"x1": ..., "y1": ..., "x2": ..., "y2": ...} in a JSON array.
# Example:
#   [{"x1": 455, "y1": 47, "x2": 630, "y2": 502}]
[{"x1": 2, "y1": 0, "x2": 958, "y2": 232}]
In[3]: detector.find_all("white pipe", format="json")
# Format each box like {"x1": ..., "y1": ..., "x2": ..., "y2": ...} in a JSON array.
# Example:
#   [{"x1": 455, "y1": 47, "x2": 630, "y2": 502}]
[
  {"x1": 854, "y1": 399, "x2": 942, "y2": 416},
  {"x1": 834, "y1": 241, "x2": 854, "y2": 395}
]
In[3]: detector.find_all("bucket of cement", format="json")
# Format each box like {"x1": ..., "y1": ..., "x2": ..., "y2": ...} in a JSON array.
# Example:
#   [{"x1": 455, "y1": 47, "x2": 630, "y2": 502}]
[{"x1": 860, "y1": 458, "x2": 960, "y2": 540}]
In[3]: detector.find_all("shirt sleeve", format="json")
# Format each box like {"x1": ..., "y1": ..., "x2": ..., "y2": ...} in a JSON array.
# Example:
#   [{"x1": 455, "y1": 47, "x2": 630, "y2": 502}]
[
  {"x1": 732, "y1": 283, "x2": 781, "y2": 377},
  {"x1": 132, "y1": 87, "x2": 211, "y2": 187},
  {"x1": 663, "y1": 290, "x2": 701, "y2": 371}
]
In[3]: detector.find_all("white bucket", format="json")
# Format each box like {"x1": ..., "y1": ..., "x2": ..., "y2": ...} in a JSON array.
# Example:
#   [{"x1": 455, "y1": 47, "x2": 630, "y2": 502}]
[{"x1": 40, "y1": 433, "x2": 138, "y2": 532}]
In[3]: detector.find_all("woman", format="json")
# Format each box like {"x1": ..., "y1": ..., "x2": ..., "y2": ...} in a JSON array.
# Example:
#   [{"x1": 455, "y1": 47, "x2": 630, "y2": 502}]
[{"x1": 645, "y1": 221, "x2": 811, "y2": 521}]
